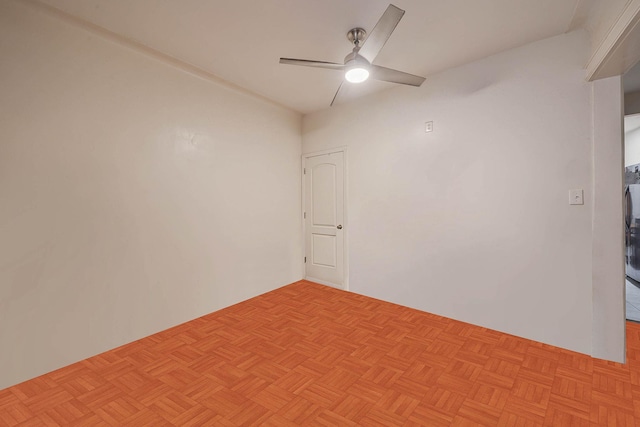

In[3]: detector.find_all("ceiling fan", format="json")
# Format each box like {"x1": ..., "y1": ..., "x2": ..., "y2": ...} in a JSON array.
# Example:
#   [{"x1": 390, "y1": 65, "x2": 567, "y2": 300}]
[{"x1": 279, "y1": 4, "x2": 426, "y2": 106}]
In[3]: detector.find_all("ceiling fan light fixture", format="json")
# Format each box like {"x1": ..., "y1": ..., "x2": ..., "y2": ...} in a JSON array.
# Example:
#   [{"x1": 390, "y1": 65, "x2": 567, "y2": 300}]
[{"x1": 345, "y1": 66, "x2": 369, "y2": 83}]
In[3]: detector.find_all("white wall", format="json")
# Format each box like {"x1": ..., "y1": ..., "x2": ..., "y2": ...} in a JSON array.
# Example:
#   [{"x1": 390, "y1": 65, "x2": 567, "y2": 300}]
[
  {"x1": 591, "y1": 76, "x2": 625, "y2": 362},
  {"x1": 303, "y1": 30, "x2": 603, "y2": 356},
  {"x1": 626, "y1": 126, "x2": 640, "y2": 166},
  {"x1": 0, "y1": 0, "x2": 302, "y2": 389}
]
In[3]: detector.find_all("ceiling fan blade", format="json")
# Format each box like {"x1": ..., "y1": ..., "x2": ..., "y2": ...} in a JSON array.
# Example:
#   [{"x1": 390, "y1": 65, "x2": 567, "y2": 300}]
[
  {"x1": 358, "y1": 4, "x2": 405, "y2": 63},
  {"x1": 370, "y1": 65, "x2": 425, "y2": 86},
  {"x1": 279, "y1": 58, "x2": 345, "y2": 71},
  {"x1": 330, "y1": 82, "x2": 351, "y2": 106}
]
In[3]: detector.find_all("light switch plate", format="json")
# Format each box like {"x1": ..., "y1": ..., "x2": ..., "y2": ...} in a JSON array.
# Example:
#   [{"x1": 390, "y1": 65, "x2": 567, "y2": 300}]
[{"x1": 569, "y1": 189, "x2": 583, "y2": 205}]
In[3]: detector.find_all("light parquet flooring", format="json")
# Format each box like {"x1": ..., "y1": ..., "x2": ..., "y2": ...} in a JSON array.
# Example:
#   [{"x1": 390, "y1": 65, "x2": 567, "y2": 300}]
[{"x1": 2, "y1": 280, "x2": 640, "y2": 426}]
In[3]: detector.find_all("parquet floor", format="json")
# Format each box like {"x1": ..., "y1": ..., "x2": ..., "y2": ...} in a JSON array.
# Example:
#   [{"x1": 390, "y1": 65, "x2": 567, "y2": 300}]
[{"x1": 1, "y1": 280, "x2": 640, "y2": 426}]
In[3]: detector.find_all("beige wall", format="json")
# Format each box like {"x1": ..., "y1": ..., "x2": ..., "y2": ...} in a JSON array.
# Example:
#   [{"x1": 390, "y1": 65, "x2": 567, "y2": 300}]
[
  {"x1": 0, "y1": 0, "x2": 302, "y2": 389},
  {"x1": 303, "y1": 30, "x2": 624, "y2": 359}
]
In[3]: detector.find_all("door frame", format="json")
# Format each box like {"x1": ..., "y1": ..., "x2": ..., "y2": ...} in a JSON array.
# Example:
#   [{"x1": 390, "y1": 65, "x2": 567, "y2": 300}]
[{"x1": 302, "y1": 147, "x2": 348, "y2": 290}]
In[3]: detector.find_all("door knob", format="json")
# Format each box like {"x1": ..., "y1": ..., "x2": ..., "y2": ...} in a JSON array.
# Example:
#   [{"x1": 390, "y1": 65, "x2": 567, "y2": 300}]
[{"x1": 337, "y1": 225, "x2": 343, "y2": 229}]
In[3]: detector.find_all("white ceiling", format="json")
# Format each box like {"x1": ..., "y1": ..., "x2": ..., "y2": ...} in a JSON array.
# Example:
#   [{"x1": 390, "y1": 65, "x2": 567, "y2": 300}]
[{"x1": 40, "y1": 0, "x2": 584, "y2": 114}]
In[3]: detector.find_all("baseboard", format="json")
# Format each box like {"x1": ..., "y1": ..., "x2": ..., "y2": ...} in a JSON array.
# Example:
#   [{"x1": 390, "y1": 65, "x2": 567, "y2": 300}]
[{"x1": 305, "y1": 276, "x2": 344, "y2": 290}]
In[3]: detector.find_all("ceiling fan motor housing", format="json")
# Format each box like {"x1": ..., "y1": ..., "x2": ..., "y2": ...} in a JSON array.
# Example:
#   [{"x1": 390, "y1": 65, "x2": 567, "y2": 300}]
[{"x1": 343, "y1": 50, "x2": 370, "y2": 67}]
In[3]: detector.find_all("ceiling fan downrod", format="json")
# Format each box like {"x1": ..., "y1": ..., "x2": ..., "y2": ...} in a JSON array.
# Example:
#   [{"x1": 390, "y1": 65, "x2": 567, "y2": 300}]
[{"x1": 347, "y1": 28, "x2": 366, "y2": 48}]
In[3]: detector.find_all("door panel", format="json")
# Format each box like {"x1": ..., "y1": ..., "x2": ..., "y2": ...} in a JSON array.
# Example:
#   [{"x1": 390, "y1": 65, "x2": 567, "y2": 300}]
[
  {"x1": 312, "y1": 234, "x2": 336, "y2": 267},
  {"x1": 305, "y1": 151, "x2": 344, "y2": 287},
  {"x1": 312, "y1": 163, "x2": 336, "y2": 226}
]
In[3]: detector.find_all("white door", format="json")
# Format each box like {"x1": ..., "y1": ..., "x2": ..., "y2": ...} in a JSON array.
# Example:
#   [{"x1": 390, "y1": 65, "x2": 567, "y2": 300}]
[{"x1": 304, "y1": 151, "x2": 345, "y2": 288}]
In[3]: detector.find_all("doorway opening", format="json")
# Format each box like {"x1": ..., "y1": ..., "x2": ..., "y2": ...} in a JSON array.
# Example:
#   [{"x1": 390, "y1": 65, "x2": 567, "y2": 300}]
[{"x1": 623, "y1": 63, "x2": 640, "y2": 322}]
